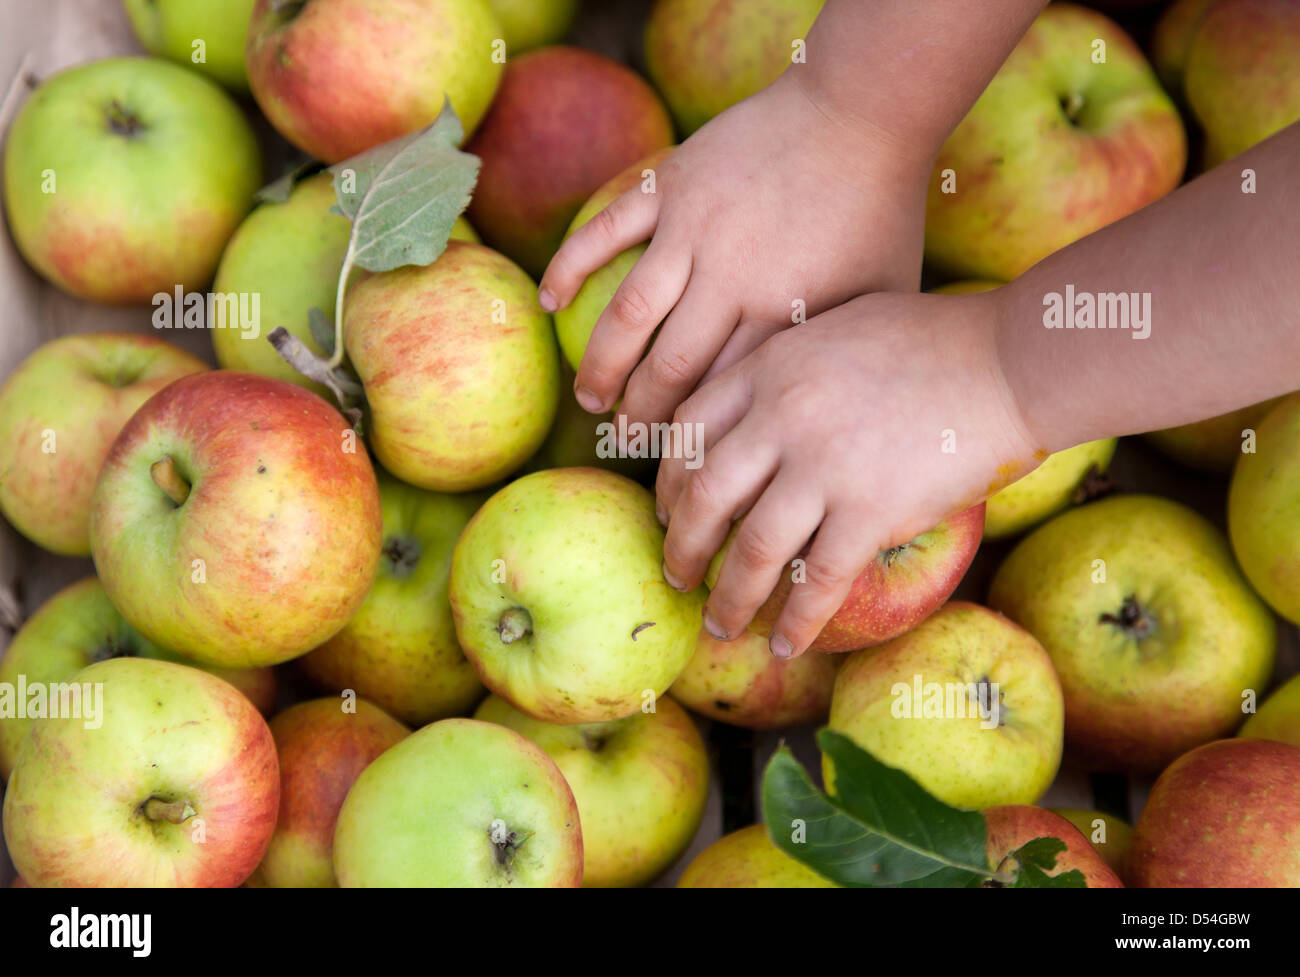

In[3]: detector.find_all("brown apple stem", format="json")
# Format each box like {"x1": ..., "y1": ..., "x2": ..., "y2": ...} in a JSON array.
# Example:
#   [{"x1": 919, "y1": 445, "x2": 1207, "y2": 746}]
[
  {"x1": 143, "y1": 798, "x2": 196, "y2": 824},
  {"x1": 496, "y1": 607, "x2": 533, "y2": 645},
  {"x1": 150, "y1": 456, "x2": 191, "y2": 506},
  {"x1": 1099, "y1": 595, "x2": 1155, "y2": 640}
]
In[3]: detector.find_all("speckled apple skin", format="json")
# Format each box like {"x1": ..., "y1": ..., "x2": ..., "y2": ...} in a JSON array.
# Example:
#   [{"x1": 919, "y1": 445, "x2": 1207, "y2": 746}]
[{"x1": 677, "y1": 825, "x2": 837, "y2": 888}]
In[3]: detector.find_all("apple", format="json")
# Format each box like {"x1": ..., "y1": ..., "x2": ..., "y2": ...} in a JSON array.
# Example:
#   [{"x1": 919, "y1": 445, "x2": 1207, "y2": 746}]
[
  {"x1": 488, "y1": 0, "x2": 578, "y2": 53},
  {"x1": 333, "y1": 717, "x2": 582, "y2": 886},
  {"x1": 990, "y1": 494, "x2": 1276, "y2": 773},
  {"x1": 1150, "y1": 0, "x2": 1216, "y2": 97},
  {"x1": 1229, "y1": 393, "x2": 1300, "y2": 623},
  {"x1": 983, "y1": 439, "x2": 1118, "y2": 540},
  {"x1": 299, "y1": 472, "x2": 486, "y2": 726},
  {"x1": 245, "y1": 0, "x2": 503, "y2": 164},
  {"x1": 924, "y1": 3, "x2": 1186, "y2": 281},
  {"x1": 449, "y1": 467, "x2": 705, "y2": 724},
  {"x1": 212, "y1": 171, "x2": 477, "y2": 396},
  {"x1": 825, "y1": 601, "x2": 1064, "y2": 810},
  {"x1": 254, "y1": 698, "x2": 409, "y2": 888},
  {"x1": 466, "y1": 46, "x2": 674, "y2": 277},
  {"x1": 122, "y1": 0, "x2": 258, "y2": 91},
  {"x1": 670, "y1": 626, "x2": 840, "y2": 730},
  {"x1": 474, "y1": 693, "x2": 709, "y2": 887},
  {"x1": 3, "y1": 657, "x2": 278, "y2": 887},
  {"x1": 0, "y1": 577, "x2": 276, "y2": 779},
  {"x1": 706, "y1": 505, "x2": 986, "y2": 654},
  {"x1": 1129, "y1": 738, "x2": 1300, "y2": 887},
  {"x1": 344, "y1": 241, "x2": 560, "y2": 492},
  {"x1": 1239, "y1": 673, "x2": 1300, "y2": 748},
  {"x1": 1145, "y1": 397, "x2": 1282, "y2": 473},
  {"x1": 676, "y1": 824, "x2": 836, "y2": 888},
  {"x1": 1184, "y1": 0, "x2": 1300, "y2": 167},
  {"x1": 2, "y1": 57, "x2": 261, "y2": 304},
  {"x1": 89, "y1": 371, "x2": 383, "y2": 668},
  {"x1": 1050, "y1": 808, "x2": 1134, "y2": 882},
  {"x1": 983, "y1": 806, "x2": 1123, "y2": 888},
  {"x1": 0, "y1": 332, "x2": 206, "y2": 555},
  {"x1": 643, "y1": 0, "x2": 826, "y2": 136}
]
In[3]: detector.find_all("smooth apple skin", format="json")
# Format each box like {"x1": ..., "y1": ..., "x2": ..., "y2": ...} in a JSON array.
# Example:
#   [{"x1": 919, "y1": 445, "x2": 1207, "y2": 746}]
[
  {"x1": 256, "y1": 698, "x2": 409, "y2": 888},
  {"x1": 1239, "y1": 673, "x2": 1300, "y2": 748},
  {"x1": 0, "y1": 333, "x2": 207, "y2": 555},
  {"x1": 983, "y1": 438, "x2": 1118, "y2": 540},
  {"x1": 3, "y1": 657, "x2": 279, "y2": 888},
  {"x1": 345, "y1": 241, "x2": 560, "y2": 493},
  {"x1": 333, "y1": 718, "x2": 583, "y2": 887},
  {"x1": 475, "y1": 694, "x2": 709, "y2": 887},
  {"x1": 0, "y1": 577, "x2": 276, "y2": 778},
  {"x1": 466, "y1": 47, "x2": 675, "y2": 277},
  {"x1": 677, "y1": 824, "x2": 836, "y2": 888},
  {"x1": 450, "y1": 468, "x2": 705, "y2": 724},
  {"x1": 489, "y1": 0, "x2": 578, "y2": 53},
  {"x1": 1051, "y1": 808, "x2": 1134, "y2": 883},
  {"x1": 924, "y1": 4, "x2": 1185, "y2": 281},
  {"x1": 1150, "y1": 0, "x2": 1216, "y2": 96},
  {"x1": 245, "y1": 0, "x2": 503, "y2": 164},
  {"x1": 1228, "y1": 393, "x2": 1300, "y2": 624},
  {"x1": 984, "y1": 806, "x2": 1123, "y2": 888},
  {"x1": 123, "y1": 0, "x2": 258, "y2": 91},
  {"x1": 826, "y1": 601, "x2": 1064, "y2": 810},
  {"x1": 670, "y1": 626, "x2": 841, "y2": 729},
  {"x1": 1129, "y1": 739, "x2": 1300, "y2": 887},
  {"x1": 1145, "y1": 397, "x2": 1282, "y2": 473},
  {"x1": 299, "y1": 473, "x2": 487, "y2": 726},
  {"x1": 89, "y1": 371, "x2": 383, "y2": 668},
  {"x1": 644, "y1": 0, "x2": 826, "y2": 136},
  {"x1": 2, "y1": 57, "x2": 261, "y2": 304},
  {"x1": 990, "y1": 494, "x2": 1276, "y2": 773}
]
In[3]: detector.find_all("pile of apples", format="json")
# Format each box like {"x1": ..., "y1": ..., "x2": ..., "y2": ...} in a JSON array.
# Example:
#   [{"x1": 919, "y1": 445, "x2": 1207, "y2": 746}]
[{"x1": 0, "y1": 0, "x2": 1298, "y2": 889}]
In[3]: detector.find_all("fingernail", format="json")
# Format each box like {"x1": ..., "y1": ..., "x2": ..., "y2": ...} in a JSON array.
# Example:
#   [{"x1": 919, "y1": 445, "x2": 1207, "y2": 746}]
[
  {"x1": 662, "y1": 561, "x2": 687, "y2": 592},
  {"x1": 655, "y1": 500, "x2": 668, "y2": 527},
  {"x1": 575, "y1": 385, "x2": 603, "y2": 412},
  {"x1": 538, "y1": 287, "x2": 558, "y2": 313},
  {"x1": 703, "y1": 610, "x2": 728, "y2": 641},
  {"x1": 769, "y1": 634, "x2": 794, "y2": 659}
]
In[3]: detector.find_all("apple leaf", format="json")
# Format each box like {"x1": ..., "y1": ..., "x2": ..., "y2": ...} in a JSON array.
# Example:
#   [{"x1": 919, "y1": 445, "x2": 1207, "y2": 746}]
[
  {"x1": 1004, "y1": 837, "x2": 1087, "y2": 889},
  {"x1": 255, "y1": 159, "x2": 320, "y2": 204},
  {"x1": 307, "y1": 306, "x2": 336, "y2": 358}
]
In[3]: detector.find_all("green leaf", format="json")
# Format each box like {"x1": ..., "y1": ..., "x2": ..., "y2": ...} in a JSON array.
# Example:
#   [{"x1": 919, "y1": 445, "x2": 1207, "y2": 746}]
[
  {"x1": 307, "y1": 306, "x2": 335, "y2": 357},
  {"x1": 1004, "y1": 837, "x2": 1087, "y2": 889},
  {"x1": 255, "y1": 159, "x2": 320, "y2": 204}
]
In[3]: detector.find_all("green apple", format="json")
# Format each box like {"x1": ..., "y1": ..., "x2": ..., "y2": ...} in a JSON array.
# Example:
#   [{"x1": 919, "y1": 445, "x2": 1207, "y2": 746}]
[
  {"x1": 449, "y1": 467, "x2": 705, "y2": 724},
  {"x1": 333, "y1": 717, "x2": 583, "y2": 887},
  {"x1": 1239, "y1": 673, "x2": 1300, "y2": 748},
  {"x1": 521, "y1": 365, "x2": 655, "y2": 480},
  {"x1": 0, "y1": 332, "x2": 206, "y2": 555},
  {"x1": 345, "y1": 241, "x2": 560, "y2": 492},
  {"x1": 474, "y1": 693, "x2": 709, "y2": 887},
  {"x1": 825, "y1": 601, "x2": 1064, "y2": 810},
  {"x1": 1150, "y1": 0, "x2": 1216, "y2": 98},
  {"x1": 122, "y1": 0, "x2": 258, "y2": 91},
  {"x1": 0, "y1": 577, "x2": 276, "y2": 779},
  {"x1": 3, "y1": 657, "x2": 279, "y2": 887},
  {"x1": 990, "y1": 494, "x2": 1276, "y2": 773},
  {"x1": 984, "y1": 806, "x2": 1123, "y2": 888},
  {"x1": 1229, "y1": 393, "x2": 1300, "y2": 623},
  {"x1": 1146, "y1": 397, "x2": 1282, "y2": 473},
  {"x1": 983, "y1": 438, "x2": 1118, "y2": 540},
  {"x1": 254, "y1": 698, "x2": 408, "y2": 888},
  {"x1": 299, "y1": 472, "x2": 486, "y2": 726},
  {"x1": 676, "y1": 824, "x2": 836, "y2": 888},
  {"x1": 3, "y1": 57, "x2": 261, "y2": 304},
  {"x1": 488, "y1": 0, "x2": 578, "y2": 53},
  {"x1": 89, "y1": 371, "x2": 383, "y2": 668},
  {"x1": 1050, "y1": 807, "x2": 1133, "y2": 883}
]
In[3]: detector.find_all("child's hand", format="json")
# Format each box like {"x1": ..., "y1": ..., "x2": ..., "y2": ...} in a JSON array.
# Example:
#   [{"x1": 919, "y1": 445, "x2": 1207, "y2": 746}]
[{"x1": 655, "y1": 289, "x2": 1042, "y2": 658}]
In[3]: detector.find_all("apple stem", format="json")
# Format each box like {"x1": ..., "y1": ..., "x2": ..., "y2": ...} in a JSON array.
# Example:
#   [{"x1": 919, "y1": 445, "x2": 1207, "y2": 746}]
[
  {"x1": 143, "y1": 798, "x2": 196, "y2": 824},
  {"x1": 496, "y1": 607, "x2": 533, "y2": 645},
  {"x1": 150, "y1": 456, "x2": 191, "y2": 506},
  {"x1": 1099, "y1": 595, "x2": 1155, "y2": 640}
]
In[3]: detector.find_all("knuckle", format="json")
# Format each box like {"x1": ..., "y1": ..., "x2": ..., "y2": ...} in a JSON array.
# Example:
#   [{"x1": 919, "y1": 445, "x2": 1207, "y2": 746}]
[
  {"x1": 588, "y1": 205, "x2": 621, "y2": 246},
  {"x1": 609, "y1": 280, "x2": 658, "y2": 331},
  {"x1": 731, "y1": 523, "x2": 778, "y2": 572},
  {"x1": 643, "y1": 347, "x2": 695, "y2": 391},
  {"x1": 801, "y1": 551, "x2": 858, "y2": 594},
  {"x1": 680, "y1": 469, "x2": 722, "y2": 519}
]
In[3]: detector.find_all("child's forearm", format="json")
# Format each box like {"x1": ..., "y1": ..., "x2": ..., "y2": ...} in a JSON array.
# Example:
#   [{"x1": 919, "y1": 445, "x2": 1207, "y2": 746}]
[{"x1": 996, "y1": 121, "x2": 1300, "y2": 454}]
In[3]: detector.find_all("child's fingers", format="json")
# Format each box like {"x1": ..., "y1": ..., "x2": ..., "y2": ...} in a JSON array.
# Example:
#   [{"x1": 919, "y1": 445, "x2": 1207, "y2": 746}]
[
  {"x1": 538, "y1": 188, "x2": 661, "y2": 312},
  {"x1": 701, "y1": 319, "x2": 787, "y2": 384}
]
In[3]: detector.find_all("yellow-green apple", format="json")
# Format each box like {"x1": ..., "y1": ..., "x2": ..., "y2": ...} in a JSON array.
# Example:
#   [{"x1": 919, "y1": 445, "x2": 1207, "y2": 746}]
[
  {"x1": 984, "y1": 806, "x2": 1123, "y2": 888},
  {"x1": 474, "y1": 693, "x2": 708, "y2": 887},
  {"x1": 1229, "y1": 393, "x2": 1300, "y2": 623},
  {"x1": 554, "y1": 148, "x2": 674, "y2": 373},
  {"x1": 333, "y1": 717, "x2": 582, "y2": 887},
  {"x1": 2, "y1": 657, "x2": 278, "y2": 887},
  {"x1": 1184, "y1": 0, "x2": 1300, "y2": 166},
  {"x1": 983, "y1": 439, "x2": 1118, "y2": 540},
  {"x1": 676, "y1": 824, "x2": 836, "y2": 888},
  {"x1": 488, "y1": 0, "x2": 578, "y2": 53},
  {"x1": 990, "y1": 494, "x2": 1276, "y2": 772},
  {"x1": 245, "y1": 0, "x2": 503, "y2": 163},
  {"x1": 924, "y1": 3, "x2": 1185, "y2": 281},
  {"x1": 345, "y1": 241, "x2": 560, "y2": 492},
  {"x1": 522, "y1": 365, "x2": 655, "y2": 479},
  {"x1": 644, "y1": 0, "x2": 825, "y2": 136},
  {"x1": 2, "y1": 57, "x2": 260, "y2": 304},
  {"x1": 253, "y1": 698, "x2": 409, "y2": 888},
  {"x1": 122, "y1": 0, "x2": 258, "y2": 91},
  {"x1": 1239, "y1": 673, "x2": 1300, "y2": 748},
  {"x1": 466, "y1": 46, "x2": 674, "y2": 277},
  {"x1": 0, "y1": 577, "x2": 276, "y2": 779},
  {"x1": 88, "y1": 371, "x2": 382, "y2": 668},
  {"x1": 1145, "y1": 397, "x2": 1282, "y2": 473},
  {"x1": 212, "y1": 171, "x2": 477, "y2": 395},
  {"x1": 0, "y1": 333, "x2": 206, "y2": 555},
  {"x1": 1129, "y1": 738, "x2": 1300, "y2": 887},
  {"x1": 449, "y1": 467, "x2": 705, "y2": 723},
  {"x1": 825, "y1": 601, "x2": 1064, "y2": 810},
  {"x1": 706, "y1": 505, "x2": 986, "y2": 654},
  {"x1": 670, "y1": 627, "x2": 840, "y2": 729},
  {"x1": 1051, "y1": 808, "x2": 1134, "y2": 882},
  {"x1": 299, "y1": 473, "x2": 486, "y2": 726},
  {"x1": 1150, "y1": 0, "x2": 1216, "y2": 97}
]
